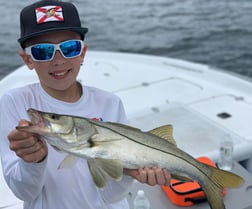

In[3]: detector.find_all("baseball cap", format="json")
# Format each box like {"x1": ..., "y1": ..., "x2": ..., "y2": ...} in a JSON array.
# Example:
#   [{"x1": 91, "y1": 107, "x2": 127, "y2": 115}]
[{"x1": 18, "y1": 0, "x2": 88, "y2": 48}]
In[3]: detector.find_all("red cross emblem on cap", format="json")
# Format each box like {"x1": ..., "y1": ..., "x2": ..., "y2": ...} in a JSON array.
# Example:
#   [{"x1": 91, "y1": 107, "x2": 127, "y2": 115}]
[{"x1": 36, "y1": 5, "x2": 64, "y2": 24}]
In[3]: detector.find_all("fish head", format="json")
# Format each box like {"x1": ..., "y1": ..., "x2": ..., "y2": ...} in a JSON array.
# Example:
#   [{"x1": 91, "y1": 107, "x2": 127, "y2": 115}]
[
  {"x1": 27, "y1": 108, "x2": 74, "y2": 135},
  {"x1": 17, "y1": 108, "x2": 97, "y2": 150}
]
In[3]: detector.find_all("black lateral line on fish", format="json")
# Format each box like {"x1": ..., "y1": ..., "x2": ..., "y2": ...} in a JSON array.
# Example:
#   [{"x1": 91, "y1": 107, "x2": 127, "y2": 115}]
[{"x1": 88, "y1": 120, "x2": 221, "y2": 188}]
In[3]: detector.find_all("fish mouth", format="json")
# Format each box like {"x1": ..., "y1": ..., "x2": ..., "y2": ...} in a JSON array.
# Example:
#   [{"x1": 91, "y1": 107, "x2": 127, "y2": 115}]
[
  {"x1": 27, "y1": 108, "x2": 51, "y2": 129},
  {"x1": 16, "y1": 109, "x2": 51, "y2": 134},
  {"x1": 28, "y1": 108, "x2": 43, "y2": 124}
]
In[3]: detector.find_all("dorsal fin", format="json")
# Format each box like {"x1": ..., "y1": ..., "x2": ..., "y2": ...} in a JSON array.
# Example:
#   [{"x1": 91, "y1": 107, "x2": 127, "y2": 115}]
[{"x1": 148, "y1": 125, "x2": 177, "y2": 146}]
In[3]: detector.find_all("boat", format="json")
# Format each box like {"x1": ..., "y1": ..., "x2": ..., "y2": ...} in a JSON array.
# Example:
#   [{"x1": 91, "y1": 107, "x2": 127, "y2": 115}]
[{"x1": 1, "y1": 51, "x2": 252, "y2": 209}]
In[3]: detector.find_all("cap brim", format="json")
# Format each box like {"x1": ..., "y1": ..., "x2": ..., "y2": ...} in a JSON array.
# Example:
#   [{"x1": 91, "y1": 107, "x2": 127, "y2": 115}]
[{"x1": 18, "y1": 27, "x2": 88, "y2": 47}]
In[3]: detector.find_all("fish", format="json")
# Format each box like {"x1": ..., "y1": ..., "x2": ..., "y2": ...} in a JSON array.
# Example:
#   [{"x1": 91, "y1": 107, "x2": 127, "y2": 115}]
[{"x1": 16, "y1": 108, "x2": 244, "y2": 209}]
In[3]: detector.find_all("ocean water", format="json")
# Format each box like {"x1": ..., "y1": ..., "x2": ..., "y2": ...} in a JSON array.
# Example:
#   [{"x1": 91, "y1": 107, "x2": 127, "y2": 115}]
[{"x1": 0, "y1": 0, "x2": 252, "y2": 79}]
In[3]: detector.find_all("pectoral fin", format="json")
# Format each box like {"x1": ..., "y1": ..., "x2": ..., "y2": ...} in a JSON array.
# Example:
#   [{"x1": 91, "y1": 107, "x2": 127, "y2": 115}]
[
  {"x1": 87, "y1": 158, "x2": 123, "y2": 188},
  {"x1": 58, "y1": 155, "x2": 79, "y2": 169}
]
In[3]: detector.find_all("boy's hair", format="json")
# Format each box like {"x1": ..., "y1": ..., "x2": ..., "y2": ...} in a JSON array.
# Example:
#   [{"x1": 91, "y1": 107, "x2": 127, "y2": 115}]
[{"x1": 18, "y1": 0, "x2": 88, "y2": 48}]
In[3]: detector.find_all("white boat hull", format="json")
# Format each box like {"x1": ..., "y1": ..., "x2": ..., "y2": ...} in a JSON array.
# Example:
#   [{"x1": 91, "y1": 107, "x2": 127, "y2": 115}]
[{"x1": 1, "y1": 51, "x2": 252, "y2": 208}]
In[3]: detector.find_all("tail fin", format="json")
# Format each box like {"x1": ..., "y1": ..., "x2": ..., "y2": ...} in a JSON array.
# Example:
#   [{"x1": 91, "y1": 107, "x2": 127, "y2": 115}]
[
  {"x1": 201, "y1": 166, "x2": 244, "y2": 209},
  {"x1": 211, "y1": 166, "x2": 244, "y2": 189},
  {"x1": 201, "y1": 181, "x2": 226, "y2": 209}
]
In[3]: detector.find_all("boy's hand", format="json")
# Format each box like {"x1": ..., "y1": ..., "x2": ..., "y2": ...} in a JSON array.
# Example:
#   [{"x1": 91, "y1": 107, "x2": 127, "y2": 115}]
[
  {"x1": 8, "y1": 120, "x2": 48, "y2": 163},
  {"x1": 124, "y1": 167, "x2": 171, "y2": 186}
]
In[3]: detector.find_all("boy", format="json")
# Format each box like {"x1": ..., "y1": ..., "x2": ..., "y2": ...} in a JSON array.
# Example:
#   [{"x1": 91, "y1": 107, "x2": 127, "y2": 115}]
[{"x1": 0, "y1": 0, "x2": 170, "y2": 208}]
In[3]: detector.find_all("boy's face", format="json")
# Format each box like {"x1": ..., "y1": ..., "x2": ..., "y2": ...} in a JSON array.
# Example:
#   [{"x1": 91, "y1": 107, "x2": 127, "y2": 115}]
[{"x1": 20, "y1": 30, "x2": 87, "y2": 97}]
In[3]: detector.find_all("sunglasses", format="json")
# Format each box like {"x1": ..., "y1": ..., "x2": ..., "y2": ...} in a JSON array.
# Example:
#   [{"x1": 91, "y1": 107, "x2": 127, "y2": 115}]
[{"x1": 25, "y1": 40, "x2": 84, "y2": 62}]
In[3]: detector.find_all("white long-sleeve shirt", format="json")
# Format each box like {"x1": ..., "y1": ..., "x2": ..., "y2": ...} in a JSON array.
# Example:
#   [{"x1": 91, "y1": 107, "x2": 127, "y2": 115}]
[{"x1": 0, "y1": 83, "x2": 133, "y2": 209}]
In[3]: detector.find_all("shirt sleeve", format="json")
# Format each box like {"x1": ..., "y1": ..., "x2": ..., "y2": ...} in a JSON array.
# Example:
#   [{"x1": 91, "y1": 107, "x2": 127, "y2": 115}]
[{"x1": 0, "y1": 93, "x2": 47, "y2": 202}]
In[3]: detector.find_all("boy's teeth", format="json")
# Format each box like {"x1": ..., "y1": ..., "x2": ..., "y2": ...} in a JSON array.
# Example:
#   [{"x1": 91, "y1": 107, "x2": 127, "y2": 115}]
[{"x1": 54, "y1": 72, "x2": 66, "y2": 76}]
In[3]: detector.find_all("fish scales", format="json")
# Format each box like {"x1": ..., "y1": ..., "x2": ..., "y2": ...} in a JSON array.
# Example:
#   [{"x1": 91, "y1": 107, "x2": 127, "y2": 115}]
[{"x1": 16, "y1": 108, "x2": 244, "y2": 209}]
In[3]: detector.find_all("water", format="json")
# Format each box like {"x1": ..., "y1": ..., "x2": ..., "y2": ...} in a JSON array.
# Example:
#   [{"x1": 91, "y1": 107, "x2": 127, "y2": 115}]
[{"x1": 0, "y1": 0, "x2": 252, "y2": 79}]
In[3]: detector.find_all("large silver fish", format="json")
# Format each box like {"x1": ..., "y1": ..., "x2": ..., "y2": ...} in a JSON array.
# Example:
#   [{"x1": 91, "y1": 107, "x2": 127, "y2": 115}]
[{"x1": 17, "y1": 108, "x2": 244, "y2": 209}]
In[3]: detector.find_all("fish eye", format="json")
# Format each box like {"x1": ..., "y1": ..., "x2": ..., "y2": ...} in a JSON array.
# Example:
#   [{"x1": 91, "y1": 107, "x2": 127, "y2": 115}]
[{"x1": 51, "y1": 114, "x2": 60, "y2": 120}]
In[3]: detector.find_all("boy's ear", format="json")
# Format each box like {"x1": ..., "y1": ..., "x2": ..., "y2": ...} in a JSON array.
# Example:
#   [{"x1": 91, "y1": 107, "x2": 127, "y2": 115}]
[
  {"x1": 19, "y1": 51, "x2": 34, "y2": 70},
  {"x1": 80, "y1": 44, "x2": 88, "y2": 61}
]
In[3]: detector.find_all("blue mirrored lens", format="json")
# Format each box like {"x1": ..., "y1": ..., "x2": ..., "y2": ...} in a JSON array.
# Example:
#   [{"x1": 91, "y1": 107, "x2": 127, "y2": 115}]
[
  {"x1": 60, "y1": 40, "x2": 82, "y2": 58},
  {"x1": 31, "y1": 44, "x2": 54, "y2": 61},
  {"x1": 30, "y1": 40, "x2": 83, "y2": 61}
]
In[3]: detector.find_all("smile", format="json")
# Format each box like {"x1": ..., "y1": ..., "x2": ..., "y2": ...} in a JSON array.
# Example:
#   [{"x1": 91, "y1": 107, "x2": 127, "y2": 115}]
[{"x1": 50, "y1": 70, "x2": 70, "y2": 78}]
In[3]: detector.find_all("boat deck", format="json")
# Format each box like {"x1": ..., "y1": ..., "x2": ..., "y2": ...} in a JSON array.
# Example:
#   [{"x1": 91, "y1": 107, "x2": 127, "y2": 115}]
[{"x1": 1, "y1": 51, "x2": 252, "y2": 208}]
